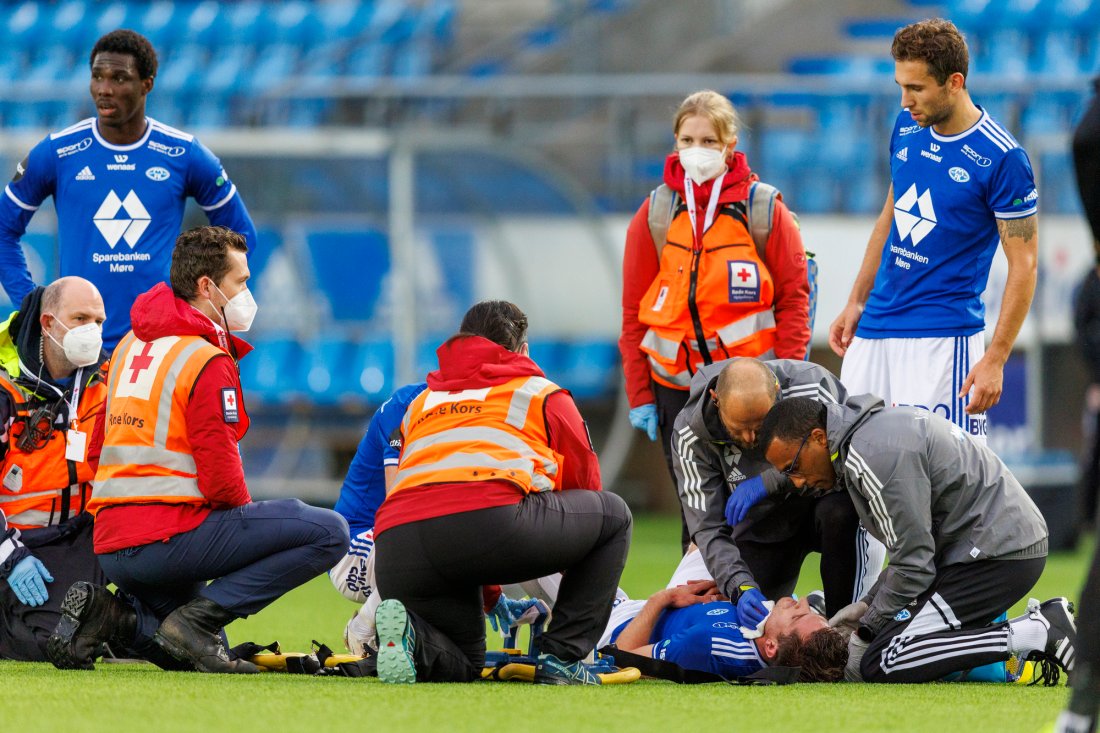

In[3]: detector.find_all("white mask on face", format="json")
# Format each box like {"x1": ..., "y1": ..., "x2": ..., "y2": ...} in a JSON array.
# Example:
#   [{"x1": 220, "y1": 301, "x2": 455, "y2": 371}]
[
  {"x1": 211, "y1": 283, "x2": 258, "y2": 332},
  {"x1": 46, "y1": 318, "x2": 103, "y2": 368},
  {"x1": 678, "y1": 146, "x2": 727, "y2": 185}
]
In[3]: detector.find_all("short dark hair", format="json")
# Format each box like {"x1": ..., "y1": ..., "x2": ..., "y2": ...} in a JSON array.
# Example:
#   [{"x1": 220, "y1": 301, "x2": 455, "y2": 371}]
[
  {"x1": 758, "y1": 396, "x2": 826, "y2": 453},
  {"x1": 775, "y1": 628, "x2": 849, "y2": 682},
  {"x1": 90, "y1": 29, "x2": 158, "y2": 80},
  {"x1": 891, "y1": 18, "x2": 968, "y2": 85},
  {"x1": 457, "y1": 300, "x2": 529, "y2": 352},
  {"x1": 170, "y1": 226, "x2": 248, "y2": 300}
]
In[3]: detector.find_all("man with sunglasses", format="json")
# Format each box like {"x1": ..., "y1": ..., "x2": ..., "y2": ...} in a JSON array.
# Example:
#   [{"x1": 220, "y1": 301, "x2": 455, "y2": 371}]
[
  {"x1": 759, "y1": 395, "x2": 1074, "y2": 683},
  {"x1": 0, "y1": 277, "x2": 110, "y2": 661},
  {"x1": 670, "y1": 357, "x2": 870, "y2": 638}
]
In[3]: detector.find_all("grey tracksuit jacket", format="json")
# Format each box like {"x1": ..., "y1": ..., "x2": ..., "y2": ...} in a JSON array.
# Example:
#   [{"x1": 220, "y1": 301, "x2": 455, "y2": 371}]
[
  {"x1": 671, "y1": 358, "x2": 848, "y2": 601},
  {"x1": 825, "y1": 395, "x2": 1049, "y2": 634}
]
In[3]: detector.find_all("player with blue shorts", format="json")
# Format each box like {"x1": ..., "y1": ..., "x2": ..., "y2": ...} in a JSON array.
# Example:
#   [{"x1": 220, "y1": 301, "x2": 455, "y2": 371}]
[
  {"x1": 0, "y1": 30, "x2": 257, "y2": 349},
  {"x1": 331, "y1": 382, "x2": 427, "y2": 655},
  {"x1": 829, "y1": 19, "x2": 1038, "y2": 441}
]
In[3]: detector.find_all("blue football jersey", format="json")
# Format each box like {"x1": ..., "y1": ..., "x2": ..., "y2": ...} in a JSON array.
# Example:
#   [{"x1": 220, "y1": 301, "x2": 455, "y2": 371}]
[
  {"x1": 334, "y1": 382, "x2": 428, "y2": 535},
  {"x1": 612, "y1": 600, "x2": 763, "y2": 678},
  {"x1": 857, "y1": 108, "x2": 1038, "y2": 338},
  {"x1": 1, "y1": 117, "x2": 256, "y2": 347}
]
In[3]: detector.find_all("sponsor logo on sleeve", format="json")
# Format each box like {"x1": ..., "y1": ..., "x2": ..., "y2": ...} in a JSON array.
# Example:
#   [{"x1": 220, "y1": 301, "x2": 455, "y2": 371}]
[
  {"x1": 948, "y1": 166, "x2": 970, "y2": 183},
  {"x1": 148, "y1": 140, "x2": 187, "y2": 157},
  {"x1": 215, "y1": 167, "x2": 228, "y2": 186},
  {"x1": 1024, "y1": 189, "x2": 1038, "y2": 203},
  {"x1": 146, "y1": 166, "x2": 170, "y2": 181},
  {"x1": 11, "y1": 156, "x2": 28, "y2": 183},
  {"x1": 56, "y1": 137, "x2": 92, "y2": 158},
  {"x1": 961, "y1": 144, "x2": 992, "y2": 167}
]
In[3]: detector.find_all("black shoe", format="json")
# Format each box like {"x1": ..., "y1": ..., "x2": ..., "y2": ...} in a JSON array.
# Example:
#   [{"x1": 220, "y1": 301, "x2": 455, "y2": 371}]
[
  {"x1": 153, "y1": 597, "x2": 259, "y2": 674},
  {"x1": 1024, "y1": 597, "x2": 1077, "y2": 682},
  {"x1": 47, "y1": 582, "x2": 137, "y2": 670}
]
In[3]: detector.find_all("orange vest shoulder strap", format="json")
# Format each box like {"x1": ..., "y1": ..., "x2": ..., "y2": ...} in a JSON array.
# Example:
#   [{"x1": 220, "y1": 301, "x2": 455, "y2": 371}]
[{"x1": 650, "y1": 181, "x2": 778, "y2": 262}]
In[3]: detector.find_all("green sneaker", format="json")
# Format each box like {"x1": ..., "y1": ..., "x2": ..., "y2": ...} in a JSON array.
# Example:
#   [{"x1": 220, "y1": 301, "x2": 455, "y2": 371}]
[
  {"x1": 533, "y1": 653, "x2": 602, "y2": 685},
  {"x1": 376, "y1": 599, "x2": 417, "y2": 684}
]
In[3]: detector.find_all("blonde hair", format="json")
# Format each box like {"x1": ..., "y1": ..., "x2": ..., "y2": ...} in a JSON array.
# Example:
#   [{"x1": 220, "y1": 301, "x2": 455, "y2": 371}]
[{"x1": 673, "y1": 90, "x2": 741, "y2": 146}]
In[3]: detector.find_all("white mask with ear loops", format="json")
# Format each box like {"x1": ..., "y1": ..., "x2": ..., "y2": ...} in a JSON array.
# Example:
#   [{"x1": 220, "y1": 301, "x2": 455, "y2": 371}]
[
  {"x1": 46, "y1": 319, "x2": 103, "y2": 367},
  {"x1": 210, "y1": 284, "x2": 258, "y2": 332},
  {"x1": 678, "y1": 146, "x2": 727, "y2": 185}
]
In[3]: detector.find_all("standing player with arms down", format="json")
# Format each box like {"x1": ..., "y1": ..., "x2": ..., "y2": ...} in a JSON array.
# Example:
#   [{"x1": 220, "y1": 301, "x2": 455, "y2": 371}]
[
  {"x1": 0, "y1": 29, "x2": 257, "y2": 349},
  {"x1": 829, "y1": 18, "x2": 1038, "y2": 441}
]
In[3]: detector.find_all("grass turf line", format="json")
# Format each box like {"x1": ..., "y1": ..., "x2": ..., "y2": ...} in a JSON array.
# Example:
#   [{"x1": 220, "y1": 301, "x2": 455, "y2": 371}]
[{"x1": 2, "y1": 514, "x2": 1088, "y2": 733}]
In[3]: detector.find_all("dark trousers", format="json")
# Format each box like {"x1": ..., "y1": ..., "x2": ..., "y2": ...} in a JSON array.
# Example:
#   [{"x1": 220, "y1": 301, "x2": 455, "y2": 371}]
[
  {"x1": 375, "y1": 489, "x2": 632, "y2": 682},
  {"x1": 1079, "y1": 408, "x2": 1100, "y2": 532},
  {"x1": 861, "y1": 557, "x2": 1045, "y2": 683},
  {"x1": 98, "y1": 499, "x2": 348, "y2": 655},
  {"x1": 0, "y1": 514, "x2": 105, "y2": 661},
  {"x1": 735, "y1": 491, "x2": 861, "y2": 618},
  {"x1": 653, "y1": 382, "x2": 691, "y2": 552},
  {"x1": 1069, "y1": 522, "x2": 1100, "y2": 718}
]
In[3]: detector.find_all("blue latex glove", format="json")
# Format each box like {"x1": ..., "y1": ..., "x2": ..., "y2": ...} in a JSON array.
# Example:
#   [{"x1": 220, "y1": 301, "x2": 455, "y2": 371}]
[
  {"x1": 736, "y1": 586, "x2": 770, "y2": 630},
  {"x1": 7, "y1": 555, "x2": 52, "y2": 607},
  {"x1": 487, "y1": 596, "x2": 541, "y2": 633},
  {"x1": 629, "y1": 403, "x2": 658, "y2": 442},
  {"x1": 724, "y1": 475, "x2": 768, "y2": 526}
]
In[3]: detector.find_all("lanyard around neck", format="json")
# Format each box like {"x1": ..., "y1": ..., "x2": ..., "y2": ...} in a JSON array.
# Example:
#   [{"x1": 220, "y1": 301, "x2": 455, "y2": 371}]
[{"x1": 683, "y1": 172, "x2": 726, "y2": 249}]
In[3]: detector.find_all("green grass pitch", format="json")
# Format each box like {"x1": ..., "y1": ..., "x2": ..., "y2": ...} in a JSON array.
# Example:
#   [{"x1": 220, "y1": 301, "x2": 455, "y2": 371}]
[{"x1": 2, "y1": 514, "x2": 1087, "y2": 733}]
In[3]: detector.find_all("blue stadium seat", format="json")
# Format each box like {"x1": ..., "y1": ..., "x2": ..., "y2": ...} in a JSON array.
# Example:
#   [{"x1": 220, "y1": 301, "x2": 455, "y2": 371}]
[
  {"x1": 269, "y1": 1, "x2": 321, "y2": 48},
  {"x1": 556, "y1": 341, "x2": 619, "y2": 400},
  {"x1": 353, "y1": 339, "x2": 396, "y2": 402},
  {"x1": 238, "y1": 337, "x2": 305, "y2": 406},
  {"x1": 138, "y1": 1, "x2": 183, "y2": 51},
  {"x1": 302, "y1": 336, "x2": 363, "y2": 406},
  {"x1": 304, "y1": 228, "x2": 391, "y2": 324},
  {"x1": 1030, "y1": 29, "x2": 1082, "y2": 74},
  {"x1": 156, "y1": 43, "x2": 208, "y2": 96},
  {"x1": 393, "y1": 41, "x2": 432, "y2": 77},
  {"x1": 48, "y1": 1, "x2": 91, "y2": 52},
  {"x1": 6, "y1": 2, "x2": 48, "y2": 57}
]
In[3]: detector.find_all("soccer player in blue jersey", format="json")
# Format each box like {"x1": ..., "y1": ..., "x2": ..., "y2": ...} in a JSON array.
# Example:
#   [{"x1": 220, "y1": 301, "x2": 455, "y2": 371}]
[
  {"x1": 331, "y1": 381, "x2": 427, "y2": 655},
  {"x1": 0, "y1": 30, "x2": 258, "y2": 349},
  {"x1": 601, "y1": 549, "x2": 847, "y2": 682},
  {"x1": 828, "y1": 18, "x2": 1038, "y2": 443}
]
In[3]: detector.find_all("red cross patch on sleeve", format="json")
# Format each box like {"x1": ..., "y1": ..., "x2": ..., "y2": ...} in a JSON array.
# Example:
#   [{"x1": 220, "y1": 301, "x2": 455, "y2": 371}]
[{"x1": 221, "y1": 387, "x2": 240, "y2": 424}]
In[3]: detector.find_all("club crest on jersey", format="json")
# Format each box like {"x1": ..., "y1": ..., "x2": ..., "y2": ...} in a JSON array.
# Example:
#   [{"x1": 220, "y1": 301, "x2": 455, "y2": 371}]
[
  {"x1": 93, "y1": 190, "x2": 151, "y2": 249},
  {"x1": 146, "y1": 167, "x2": 170, "y2": 181},
  {"x1": 727, "y1": 261, "x2": 761, "y2": 303},
  {"x1": 948, "y1": 167, "x2": 970, "y2": 183},
  {"x1": 222, "y1": 388, "x2": 240, "y2": 423},
  {"x1": 707, "y1": 608, "x2": 730, "y2": 616},
  {"x1": 894, "y1": 184, "x2": 937, "y2": 245},
  {"x1": 894, "y1": 609, "x2": 912, "y2": 622}
]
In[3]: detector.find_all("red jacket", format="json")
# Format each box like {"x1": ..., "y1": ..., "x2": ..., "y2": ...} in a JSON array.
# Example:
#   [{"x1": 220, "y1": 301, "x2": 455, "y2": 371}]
[
  {"x1": 619, "y1": 151, "x2": 811, "y2": 408},
  {"x1": 374, "y1": 335, "x2": 601, "y2": 535},
  {"x1": 93, "y1": 283, "x2": 254, "y2": 553}
]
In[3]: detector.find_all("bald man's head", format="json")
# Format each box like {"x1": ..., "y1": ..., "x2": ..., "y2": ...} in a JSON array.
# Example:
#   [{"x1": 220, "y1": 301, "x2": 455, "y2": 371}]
[
  {"x1": 709, "y1": 358, "x2": 780, "y2": 448},
  {"x1": 40, "y1": 277, "x2": 106, "y2": 377}
]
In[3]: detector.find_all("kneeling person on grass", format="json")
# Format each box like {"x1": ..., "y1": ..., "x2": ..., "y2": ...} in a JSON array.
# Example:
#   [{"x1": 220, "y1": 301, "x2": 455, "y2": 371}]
[
  {"x1": 759, "y1": 395, "x2": 1075, "y2": 683},
  {"x1": 47, "y1": 226, "x2": 349, "y2": 674}
]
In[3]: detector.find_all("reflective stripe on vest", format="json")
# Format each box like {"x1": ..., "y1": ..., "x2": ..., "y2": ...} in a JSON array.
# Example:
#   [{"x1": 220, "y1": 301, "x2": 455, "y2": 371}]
[
  {"x1": 715, "y1": 310, "x2": 777, "y2": 348},
  {"x1": 91, "y1": 334, "x2": 222, "y2": 513},
  {"x1": 0, "y1": 367, "x2": 104, "y2": 529},
  {"x1": 391, "y1": 375, "x2": 563, "y2": 496},
  {"x1": 637, "y1": 200, "x2": 778, "y2": 387}
]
